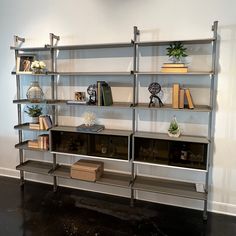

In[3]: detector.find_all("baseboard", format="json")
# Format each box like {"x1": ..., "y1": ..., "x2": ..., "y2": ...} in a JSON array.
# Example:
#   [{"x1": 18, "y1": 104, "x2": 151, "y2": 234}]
[
  {"x1": 210, "y1": 201, "x2": 236, "y2": 216},
  {"x1": 0, "y1": 167, "x2": 19, "y2": 178},
  {"x1": 1, "y1": 168, "x2": 236, "y2": 216}
]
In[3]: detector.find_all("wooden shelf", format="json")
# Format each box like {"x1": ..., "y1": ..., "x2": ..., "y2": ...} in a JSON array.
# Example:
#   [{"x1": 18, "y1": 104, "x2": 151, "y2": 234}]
[
  {"x1": 48, "y1": 42, "x2": 133, "y2": 50},
  {"x1": 55, "y1": 71, "x2": 132, "y2": 76},
  {"x1": 96, "y1": 171, "x2": 131, "y2": 187},
  {"x1": 134, "y1": 131, "x2": 209, "y2": 144},
  {"x1": 136, "y1": 71, "x2": 214, "y2": 76},
  {"x1": 135, "y1": 103, "x2": 211, "y2": 112},
  {"x1": 14, "y1": 123, "x2": 49, "y2": 132},
  {"x1": 10, "y1": 46, "x2": 49, "y2": 51},
  {"x1": 133, "y1": 176, "x2": 207, "y2": 200},
  {"x1": 16, "y1": 160, "x2": 53, "y2": 175},
  {"x1": 136, "y1": 38, "x2": 215, "y2": 47},
  {"x1": 13, "y1": 99, "x2": 66, "y2": 105},
  {"x1": 15, "y1": 141, "x2": 49, "y2": 152},
  {"x1": 51, "y1": 126, "x2": 133, "y2": 137}
]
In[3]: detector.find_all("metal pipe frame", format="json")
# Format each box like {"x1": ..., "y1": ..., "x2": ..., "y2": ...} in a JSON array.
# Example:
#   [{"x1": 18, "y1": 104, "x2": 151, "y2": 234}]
[
  {"x1": 50, "y1": 33, "x2": 60, "y2": 192},
  {"x1": 14, "y1": 36, "x2": 25, "y2": 186},
  {"x1": 203, "y1": 21, "x2": 218, "y2": 221},
  {"x1": 130, "y1": 26, "x2": 140, "y2": 206}
]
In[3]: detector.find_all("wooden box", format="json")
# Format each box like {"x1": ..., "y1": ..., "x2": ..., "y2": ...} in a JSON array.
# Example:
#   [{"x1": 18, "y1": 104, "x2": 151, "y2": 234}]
[{"x1": 70, "y1": 159, "x2": 104, "y2": 182}]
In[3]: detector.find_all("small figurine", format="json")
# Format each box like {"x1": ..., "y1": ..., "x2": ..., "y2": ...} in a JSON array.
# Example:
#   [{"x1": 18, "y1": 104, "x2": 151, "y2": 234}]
[{"x1": 148, "y1": 82, "x2": 163, "y2": 107}]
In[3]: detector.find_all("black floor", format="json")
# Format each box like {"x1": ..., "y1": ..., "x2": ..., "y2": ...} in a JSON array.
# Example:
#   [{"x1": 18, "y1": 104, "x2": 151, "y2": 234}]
[{"x1": 0, "y1": 176, "x2": 235, "y2": 236}]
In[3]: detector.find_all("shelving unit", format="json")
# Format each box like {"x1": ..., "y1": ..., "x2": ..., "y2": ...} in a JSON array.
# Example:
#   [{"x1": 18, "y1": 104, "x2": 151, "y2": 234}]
[{"x1": 12, "y1": 21, "x2": 218, "y2": 220}]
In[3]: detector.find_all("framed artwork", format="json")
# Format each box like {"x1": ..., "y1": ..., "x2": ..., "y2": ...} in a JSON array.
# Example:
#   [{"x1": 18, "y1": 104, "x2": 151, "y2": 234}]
[
  {"x1": 16, "y1": 54, "x2": 35, "y2": 74},
  {"x1": 75, "y1": 91, "x2": 86, "y2": 102}
]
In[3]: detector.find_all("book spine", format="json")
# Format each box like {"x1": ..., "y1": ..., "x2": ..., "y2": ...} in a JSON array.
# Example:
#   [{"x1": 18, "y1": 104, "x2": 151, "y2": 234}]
[
  {"x1": 179, "y1": 89, "x2": 185, "y2": 109},
  {"x1": 172, "y1": 84, "x2": 180, "y2": 109},
  {"x1": 39, "y1": 116, "x2": 45, "y2": 130},
  {"x1": 185, "y1": 88, "x2": 194, "y2": 109}
]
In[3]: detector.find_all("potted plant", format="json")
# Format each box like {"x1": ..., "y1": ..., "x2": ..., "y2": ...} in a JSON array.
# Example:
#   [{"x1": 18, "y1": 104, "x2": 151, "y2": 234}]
[
  {"x1": 168, "y1": 116, "x2": 181, "y2": 137},
  {"x1": 166, "y1": 42, "x2": 188, "y2": 63},
  {"x1": 24, "y1": 105, "x2": 43, "y2": 123}
]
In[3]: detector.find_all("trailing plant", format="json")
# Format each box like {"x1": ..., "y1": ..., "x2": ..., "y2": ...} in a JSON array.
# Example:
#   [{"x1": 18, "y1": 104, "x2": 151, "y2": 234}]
[
  {"x1": 166, "y1": 42, "x2": 187, "y2": 63},
  {"x1": 24, "y1": 105, "x2": 43, "y2": 117}
]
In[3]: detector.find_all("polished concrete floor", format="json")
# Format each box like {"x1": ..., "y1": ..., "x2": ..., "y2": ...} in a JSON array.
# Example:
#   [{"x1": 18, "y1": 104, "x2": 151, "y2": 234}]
[{"x1": 0, "y1": 176, "x2": 235, "y2": 236}]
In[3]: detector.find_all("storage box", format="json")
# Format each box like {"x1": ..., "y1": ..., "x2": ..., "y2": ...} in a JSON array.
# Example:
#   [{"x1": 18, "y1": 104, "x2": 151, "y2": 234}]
[{"x1": 70, "y1": 159, "x2": 104, "y2": 182}]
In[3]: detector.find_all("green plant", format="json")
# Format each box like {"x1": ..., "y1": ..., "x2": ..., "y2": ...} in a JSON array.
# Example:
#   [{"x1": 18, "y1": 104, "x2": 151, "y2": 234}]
[
  {"x1": 166, "y1": 42, "x2": 187, "y2": 63},
  {"x1": 24, "y1": 105, "x2": 42, "y2": 117},
  {"x1": 168, "y1": 116, "x2": 180, "y2": 134}
]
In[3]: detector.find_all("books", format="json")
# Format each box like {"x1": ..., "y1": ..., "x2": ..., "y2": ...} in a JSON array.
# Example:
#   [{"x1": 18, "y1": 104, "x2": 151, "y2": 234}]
[
  {"x1": 97, "y1": 81, "x2": 113, "y2": 106},
  {"x1": 163, "y1": 63, "x2": 185, "y2": 68},
  {"x1": 161, "y1": 67, "x2": 188, "y2": 73},
  {"x1": 76, "y1": 124, "x2": 105, "y2": 133},
  {"x1": 179, "y1": 89, "x2": 185, "y2": 109},
  {"x1": 172, "y1": 84, "x2": 194, "y2": 109},
  {"x1": 161, "y1": 63, "x2": 188, "y2": 73},
  {"x1": 28, "y1": 140, "x2": 39, "y2": 148},
  {"x1": 185, "y1": 88, "x2": 194, "y2": 109},
  {"x1": 29, "y1": 115, "x2": 52, "y2": 130},
  {"x1": 29, "y1": 123, "x2": 40, "y2": 130},
  {"x1": 102, "y1": 83, "x2": 113, "y2": 106},
  {"x1": 28, "y1": 134, "x2": 49, "y2": 150},
  {"x1": 97, "y1": 81, "x2": 106, "y2": 106},
  {"x1": 172, "y1": 84, "x2": 180, "y2": 109}
]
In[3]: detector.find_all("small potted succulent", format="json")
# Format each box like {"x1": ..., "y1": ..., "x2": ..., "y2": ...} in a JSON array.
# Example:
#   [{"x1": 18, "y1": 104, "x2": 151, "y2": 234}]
[
  {"x1": 24, "y1": 105, "x2": 43, "y2": 123},
  {"x1": 31, "y1": 60, "x2": 46, "y2": 74},
  {"x1": 168, "y1": 116, "x2": 181, "y2": 138},
  {"x1": 166, "y1": 42, "x2": 188, "y2": 63}
]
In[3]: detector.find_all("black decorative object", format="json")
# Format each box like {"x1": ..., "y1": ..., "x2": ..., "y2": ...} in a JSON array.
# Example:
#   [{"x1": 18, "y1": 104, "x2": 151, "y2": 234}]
[
  {"x1": 148, "y1": 82, "x2": 164, "y2": 107},
  {"x1": 87, "y1": 84, "x2": 97, "y2": 105}
]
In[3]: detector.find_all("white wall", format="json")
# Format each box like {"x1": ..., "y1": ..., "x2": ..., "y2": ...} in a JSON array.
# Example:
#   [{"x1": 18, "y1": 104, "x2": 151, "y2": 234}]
[{"x1": 0, "y1": 0, "x2": 236, "y2": 215}]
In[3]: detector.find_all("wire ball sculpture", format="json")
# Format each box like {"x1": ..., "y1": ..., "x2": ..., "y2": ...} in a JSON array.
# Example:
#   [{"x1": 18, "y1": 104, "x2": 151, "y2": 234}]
[{"x1": 148, "y1": 82, "x2": 164, "y2": 107}]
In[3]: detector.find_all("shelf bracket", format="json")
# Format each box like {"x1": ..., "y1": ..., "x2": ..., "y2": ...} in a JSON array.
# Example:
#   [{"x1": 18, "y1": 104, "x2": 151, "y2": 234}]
[
  {"x1": 14, "y1": 35, "x2": 25, "y2": 48},
  {"x1": 49, "y1": 33, "x2": 60, "y2": 46}
]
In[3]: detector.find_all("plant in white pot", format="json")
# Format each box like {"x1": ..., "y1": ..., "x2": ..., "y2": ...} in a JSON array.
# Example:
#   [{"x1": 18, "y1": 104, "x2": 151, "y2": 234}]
[
  {"x1": 24, "y1": 105, "x2": 43, "y2": 123},
  {"x1": 168, "y1": 116, "x2": 181, "y2": 138}
]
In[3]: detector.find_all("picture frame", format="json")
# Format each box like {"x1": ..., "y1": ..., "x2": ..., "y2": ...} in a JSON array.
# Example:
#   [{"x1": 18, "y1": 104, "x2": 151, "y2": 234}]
[
  {"x1": 74, "y1": 91, "x2": 86, "y2": 102},
  {"x1": 16, "y1": 54, "x2": 35, "y2": 74}
]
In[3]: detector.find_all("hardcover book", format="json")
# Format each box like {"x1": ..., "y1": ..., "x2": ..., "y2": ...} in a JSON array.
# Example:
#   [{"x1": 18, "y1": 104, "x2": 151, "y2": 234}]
[
  {"x1": 76, "y1": 124, "x2": 105, "y2": 133},
  {"x1": 101, "y1": 83, "x2": 113, "y2": 106}
]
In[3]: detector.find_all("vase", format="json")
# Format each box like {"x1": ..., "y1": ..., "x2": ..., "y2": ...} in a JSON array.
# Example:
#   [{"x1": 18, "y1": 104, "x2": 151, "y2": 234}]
[
  {"x1": 167, "y1": 129, "x2": 181, "y2": 138},
  {"x1": 33, "y1": 68, "x2": 44, "y2": 74},
  {"x1": 31, "y1": 116, "x2": 39, "y2": 123},
  {"x1": 26, "y1": 81, "x2": 44, "y2": 102}
]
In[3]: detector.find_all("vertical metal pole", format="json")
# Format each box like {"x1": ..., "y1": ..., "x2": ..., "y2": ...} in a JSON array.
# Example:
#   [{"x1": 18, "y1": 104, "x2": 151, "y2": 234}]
[
  {"x1": 14, "y1": 36, "x2": 25, "y2": 187},
  {"x1": 203, "y1": 21, "x2": 218, "y2": 221},
  {"x1": 50, "y1": 33, "x2": 60, "y2": 192},
  {"x1": 131, "y1": 26, "x2": 139, "y2": 206}
]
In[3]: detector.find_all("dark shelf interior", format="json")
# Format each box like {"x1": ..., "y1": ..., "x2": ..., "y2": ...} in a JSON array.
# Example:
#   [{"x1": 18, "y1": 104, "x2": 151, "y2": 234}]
[
  {"x1": 51, "y1": 164, "x2": 131, "y2": 187},
  {"x1": 134, "y1": 137, "x2": 207, "y2": 170},
  {"x1": 51, "y1": 130, "x2": 130, "y2": 161}
]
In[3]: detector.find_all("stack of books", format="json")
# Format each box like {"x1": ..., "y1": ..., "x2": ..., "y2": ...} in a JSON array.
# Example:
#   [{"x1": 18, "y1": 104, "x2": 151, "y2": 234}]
[
  {"x1": 29, "y1": 115, "x2": 52, "y2": 130},
  {"x1": 97, "y1": 81, "x2": 113, "y2": 106},
  {"x1": 76, "y1": 124, "x2": 105, "y2": 133},
  {"x1": 28, "y1": 134, "x2": 49, "y2": 150},
  {"x1": 161, "y1": 63, "x2": 188, "y2": 73},
  {"x1": 172, "y1": 83, "x2": 194, "y2": 109}
]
